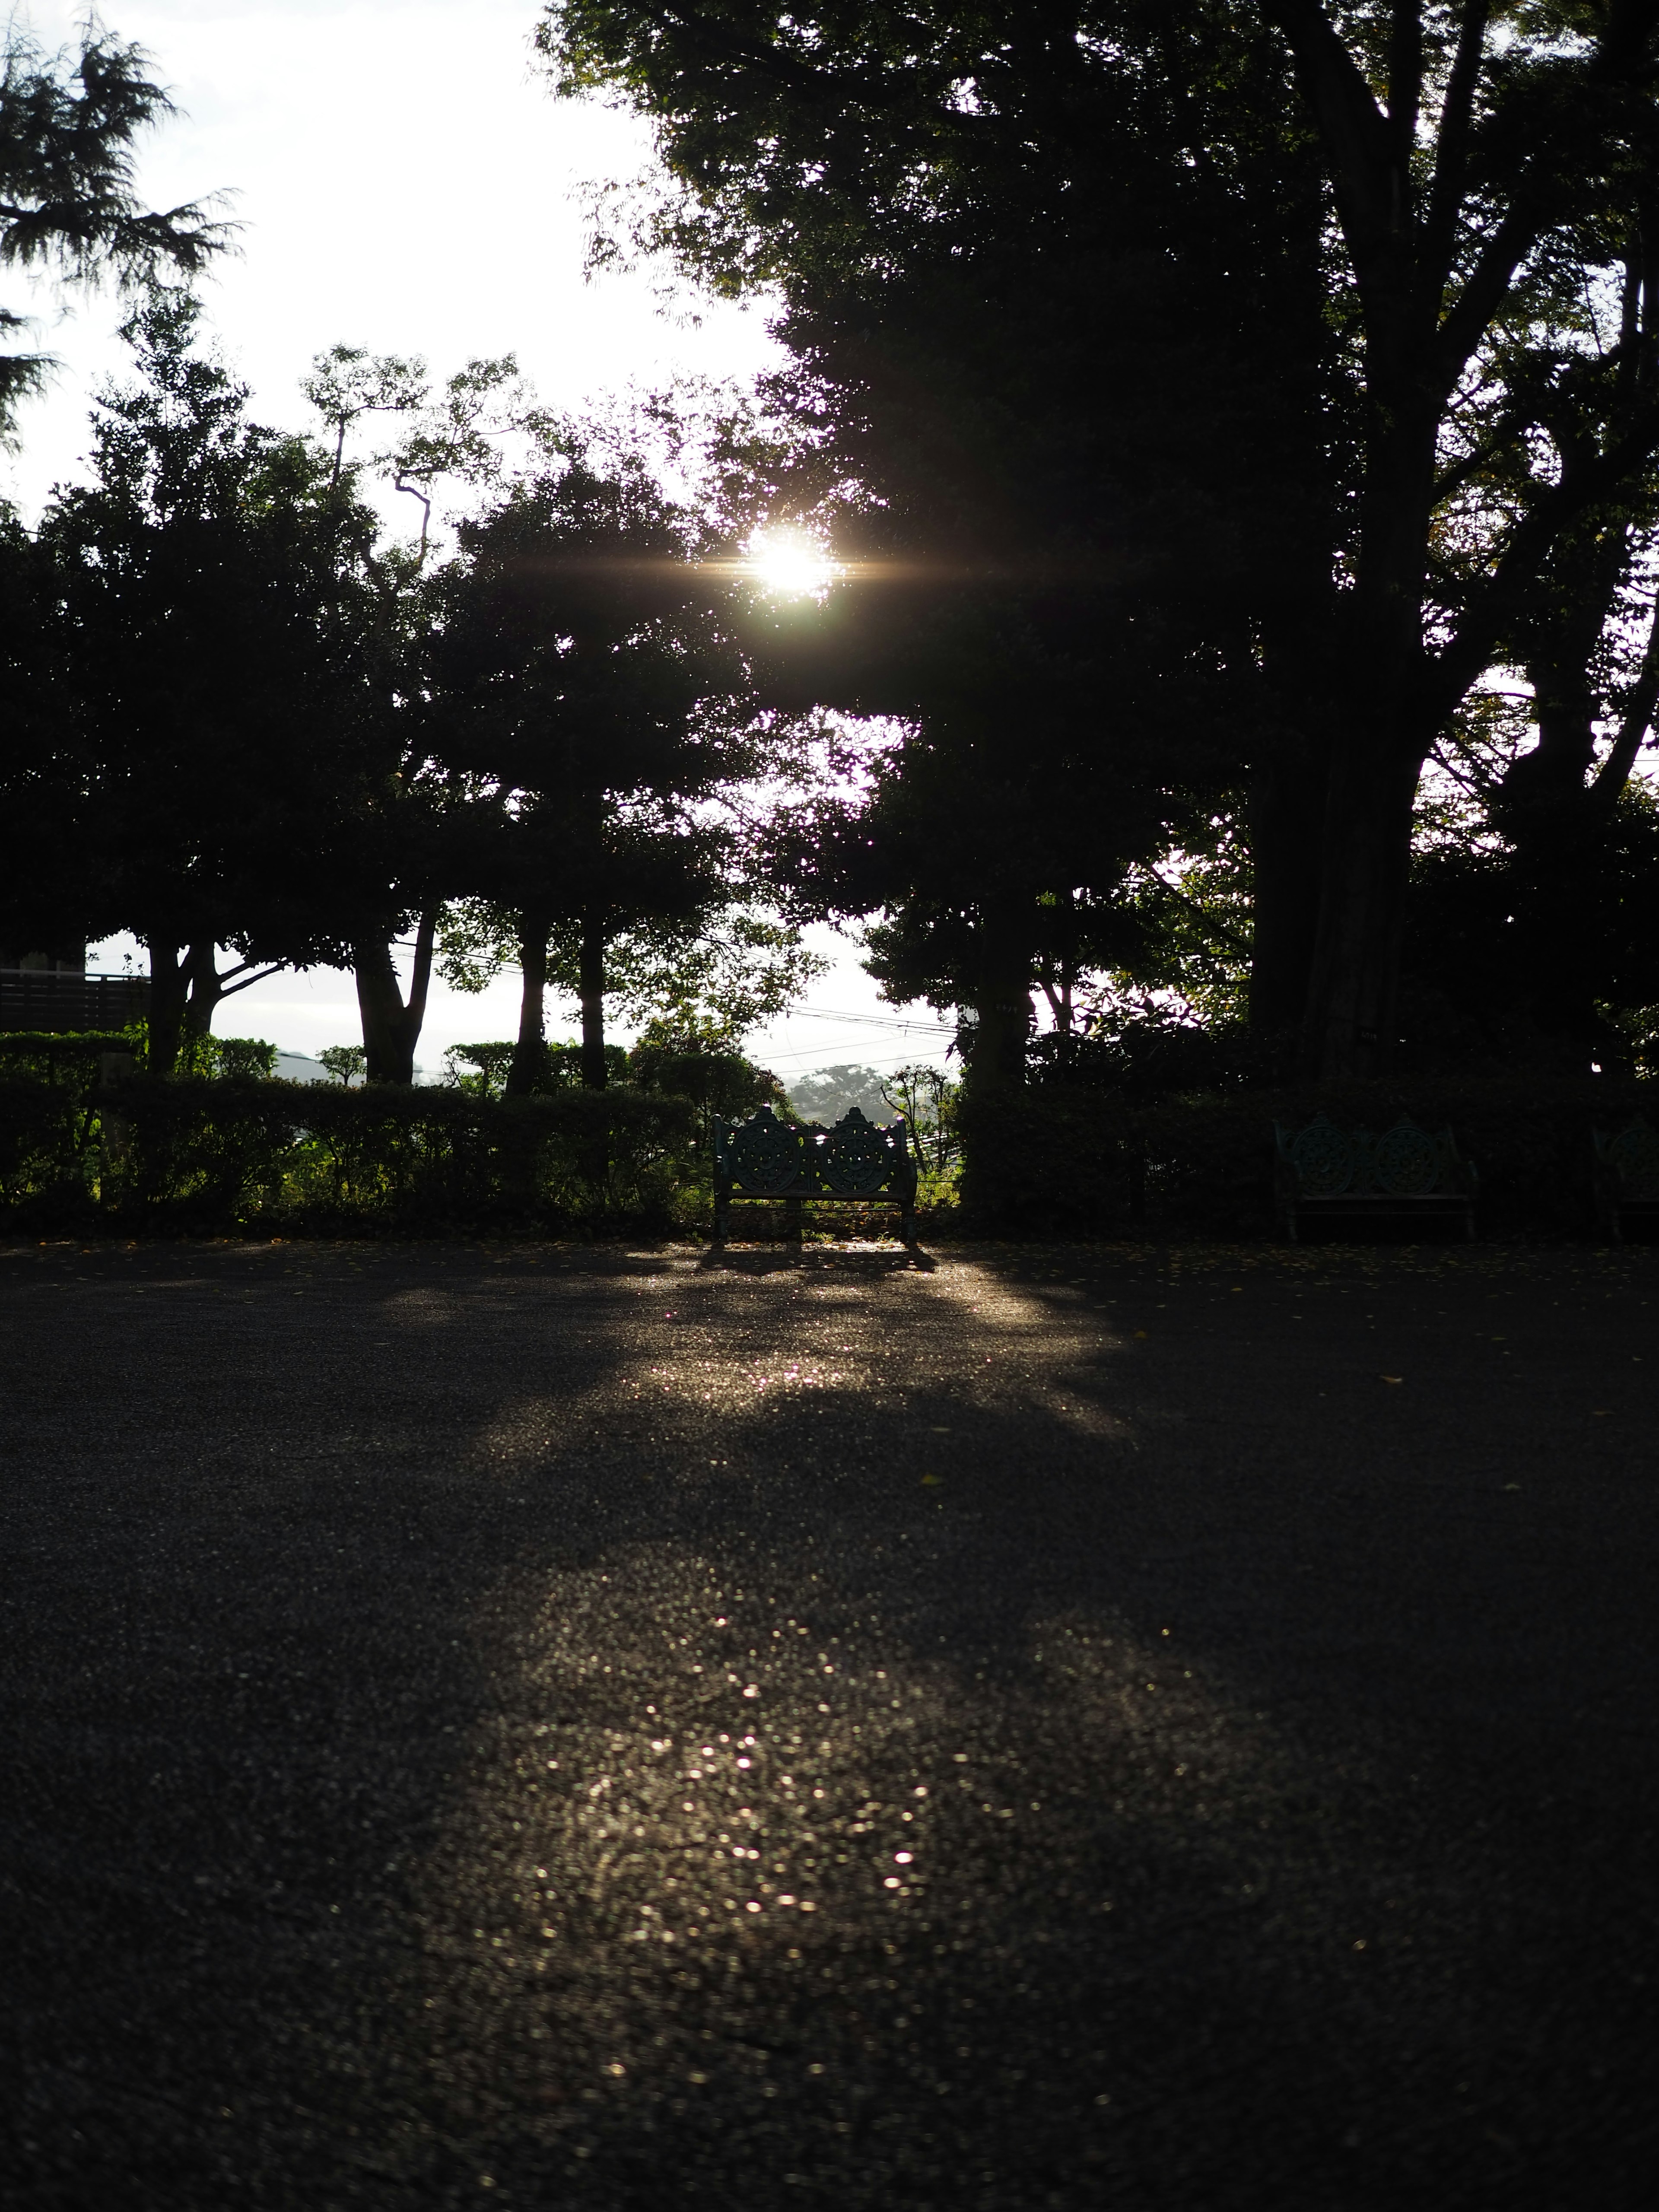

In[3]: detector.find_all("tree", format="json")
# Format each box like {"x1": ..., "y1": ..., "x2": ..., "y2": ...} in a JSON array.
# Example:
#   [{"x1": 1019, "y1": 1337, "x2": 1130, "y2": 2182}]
[
  {"x1": 443, "y1": 1041, "x2": 517, "y2": 1097},
  {"x1": 298, "y1": 348, "x2": 563, "y2": 1083},
  {"x1": 425, "y1": 434, "x2": 792, "y2": 1094},
  {"x1": 542, "y1": 2, "x2": 1351, "y2": 1083},
  {"x1": 1, "y1": 25, "x2": 224, "y2": 439},
  {"x1": 438, "y1": 897, "x2": 824, "y2": 1084},
  {"x1": 550, "y1": 2, "x2": 1659, "y2": 1079},
  {"x1": 318, "y1": 1044, "x2": 367, "y2": 1086},
  {"x1": 33, "y1": 292, "x2": 391, "y2": 1072},
  {"x1": 879, "y1": 1063, "x2": 960, "y2": 1176},
  {"x1": 787, "y1": 1064, "x2": 891, "y2": 1123},
  {"x1": 1252, "y1": 0, "x2": 1659, "y2": 1073}
]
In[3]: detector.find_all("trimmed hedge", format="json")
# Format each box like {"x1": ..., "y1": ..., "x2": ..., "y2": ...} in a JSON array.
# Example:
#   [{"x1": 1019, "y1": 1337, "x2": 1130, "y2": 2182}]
[
  {"x1": 960, "y1": 1074, "x2": 1659, "y2": 1238},
  {"x1": 0, "y1": 1076, "x2": 699, "y2": 1236}
]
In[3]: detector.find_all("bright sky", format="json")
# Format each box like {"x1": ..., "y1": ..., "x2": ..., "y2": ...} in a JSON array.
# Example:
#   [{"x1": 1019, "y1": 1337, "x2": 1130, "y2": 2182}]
[{"x1": 6, "y1": 0, "x2": 952, "y2": 1086}]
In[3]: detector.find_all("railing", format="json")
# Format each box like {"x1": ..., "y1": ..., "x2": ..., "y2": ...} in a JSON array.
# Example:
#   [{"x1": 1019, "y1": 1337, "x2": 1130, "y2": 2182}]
[{"x1": 0, "y1": 970, "x2": 151, "y2": 1033}]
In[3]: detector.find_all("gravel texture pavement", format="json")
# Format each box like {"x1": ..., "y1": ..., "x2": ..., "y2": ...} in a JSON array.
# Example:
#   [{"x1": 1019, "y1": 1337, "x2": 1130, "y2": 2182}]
[{"x1": 2, "y1": 1234, "x2": 1657, "y2": 2211}]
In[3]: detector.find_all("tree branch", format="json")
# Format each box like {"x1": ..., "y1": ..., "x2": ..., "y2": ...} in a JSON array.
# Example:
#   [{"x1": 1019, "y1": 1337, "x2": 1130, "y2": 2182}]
[
  {"x1": 217, "y1": 965, "x2": 287, "y2": 998},
  {"x1": 408, "y1": 905, "x2": 438, "y2": 1030},
  {"x1": 1255, "y1": 1, "x2": 1398, "y2": 254},
  {"x1": 1385, "y1": 3, "x2": 1425, "y2": 160},
  {"x1": 645, "y1": 3, "x2": 904, "y2": 109},
  {"x1": 1420, "y1": 2, "x2": 1490, "y2": 285},
  {"x1": 1429, "y1": 199, "x2": 1552, "y2": 398},
  {"x1": 1430, "y1": 393, "x2": 1659, "y2": 716},
  {"x1": 1591, "y1": 587, "x2": 1659, "y2": 812}
]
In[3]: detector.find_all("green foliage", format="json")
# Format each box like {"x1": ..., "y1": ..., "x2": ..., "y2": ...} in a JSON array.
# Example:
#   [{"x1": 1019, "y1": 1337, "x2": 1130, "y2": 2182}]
[
  {"x1": 542, "y1": 0, "x2": 1659, "y2": 1080},
  {"x1": 787, "y1": 1064, "x2": 890, "y2": 1123},
  {"x1": 317, "y1": 1044, "x2": 367, "y2": 1086},
  {"x1": 596, "y1": 912, "x2": 826, "y2": 1039},
  {"x1": 1027, "y1": 1006, "x2": 1278, "y2": 1095},
  {"x1": 878, "y1": 1064, "x2": 960, "y2": 1181},
  {"x1": 0, "y1": 28, "x2": 226, "y2": 437},
  {"x1": 435, "y1": 901, "x2": 825, "y2": 1039},
  {"x1": 0, "y1": 1030, "x2": 133, "y2": 1075},
  {"x1": 626, "y1": 1018, "x2": 787, "y2": 1146},
  {"x1": 210, "y1": 1037, "x2": 277, "y2": 1081},
  {"x1": 0, "y1": 1078, "x2": 96, "y2": 1216},
  {"x1": 12, "y1": 290, "x2": 398, "y2": 1078},
  {"x1": 547, "y1": 1041, "x2": 632, "y2": 1088},
  {"x1": 444, "y1": 1041, "x2": 517, "y2": 1098},
  {"x1": 960, "y1": 1075, "x2": 1659, "y2": 1240},
  {"x1": 0, "y1": 1075, "x2": 697, "y2": 1236},
  {"x1": 1402, "y1": 776, "x2": 1659, "y2": 1068}
]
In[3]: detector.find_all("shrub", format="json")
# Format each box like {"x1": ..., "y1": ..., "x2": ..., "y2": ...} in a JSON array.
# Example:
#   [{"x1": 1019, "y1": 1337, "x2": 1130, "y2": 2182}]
[
  {"x1": 0, "y1": 1031, "x2": 133, "y2": 1094},
  {"x1": 0, "y1": 1078, "x2": 103, "y2": 1227},
  {"x1": 0, "y1": 1075, "x2": 698, "y2": 1236},
  {"x1": 626, "y1": 1038, "x2": 786, "y2": 1148},
  {"x1": 960, "y1": 1073, "x2": 1659, "y2": 1238}
]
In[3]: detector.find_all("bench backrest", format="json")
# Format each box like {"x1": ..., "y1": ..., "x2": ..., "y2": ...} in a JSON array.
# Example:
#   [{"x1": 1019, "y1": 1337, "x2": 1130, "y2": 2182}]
[
  {"x1": 715, "y1": 1104, "x2": 915, "y2": 1198},
  {"x1": 1593, "y1": 1118, "x2": 1659, "y2": 1199},
  {"x1": 1274, "y1": 1113, "x2": 1469, "y2": 1198}
]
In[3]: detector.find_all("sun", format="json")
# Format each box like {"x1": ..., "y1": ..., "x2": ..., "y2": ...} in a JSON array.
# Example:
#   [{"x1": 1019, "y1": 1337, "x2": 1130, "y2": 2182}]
[{"x1": 744, "y1": 526, "x2": 839, "y2": 598}]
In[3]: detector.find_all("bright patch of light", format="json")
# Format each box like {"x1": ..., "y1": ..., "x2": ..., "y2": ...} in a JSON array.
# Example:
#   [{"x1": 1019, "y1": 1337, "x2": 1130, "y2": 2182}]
[{"x1": 744, "y1": 526, "x2": 839, "y2": 599}]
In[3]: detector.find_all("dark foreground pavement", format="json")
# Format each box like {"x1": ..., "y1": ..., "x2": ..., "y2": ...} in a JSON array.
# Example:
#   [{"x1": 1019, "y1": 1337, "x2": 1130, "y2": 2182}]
[{"x1": 2, "y1": 1236, "x2": 1657, "y2": 2212}]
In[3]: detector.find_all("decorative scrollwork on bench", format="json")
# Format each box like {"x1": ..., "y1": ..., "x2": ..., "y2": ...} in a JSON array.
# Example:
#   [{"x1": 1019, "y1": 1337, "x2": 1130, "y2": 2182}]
[
  {"x1": 1593, "y1": 1118, "x2": 1659, "y2": 1239},
  {"x1": 1274, "y1": 1114, "x2": 1477, "y2": 1242},
  {"x1": 725, "y1": 1106, "x2": 804, "y2": 1194},
  {"x1": 714, "y1": 1105, "x2": 918, "y2": 1245}
]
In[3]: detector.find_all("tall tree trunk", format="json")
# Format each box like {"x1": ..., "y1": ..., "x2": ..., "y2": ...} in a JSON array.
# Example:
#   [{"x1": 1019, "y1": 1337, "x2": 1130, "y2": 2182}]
[
  {"x1": 1263, "y1": 1, "x2": 1659, "y2": 1077},
  {"x1": 1497, "y1": 678, "x2": 1603, "y2": 1047},
  {"x1": 578, "y1": 910, "x2": 607, "y2": 1090},
  {"x1": 1248, "y1": 739, "x2": 1328, "y2": 1049},
  {"x1": 1298, "y1": 375, "x2": 1442, "y2": 1079},
  {"x1": 956, "y1": 906, "x2": 1033, "y2": 1232},
  {"x1": 181, "y1": 942, "x2": 225, "y2": 1055},
  {"x1": 1490, "y1": 583, "x2": 1659, "y2": 1057},
  {"x1": 145, "y1": 939, "x2": 188, "y2": 1077},
  {"x1": 353, "y1": 907, "x2": 437, "y2": 1085},
  {"x1": 1298, "y1": 731, "x2": 1423, "y2": 1081},
  {"x1": 964, "y1": 909, "x2": 1033, "y2": 1095},
  {"x1": 506, "y1": 910, "x2": 549, "y2": 1098}
]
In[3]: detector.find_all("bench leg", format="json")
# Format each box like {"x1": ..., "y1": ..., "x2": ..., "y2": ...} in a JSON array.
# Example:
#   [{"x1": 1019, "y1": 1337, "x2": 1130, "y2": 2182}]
[
  {"x1": 713, "y1": 1194, "x2": 730, "y2": 1244},
  {"x1": 785, "y1": 1196, "x2": 804, "y2": 1245},
  {"x1": 901, "y1": 1202, "x2": 918, "y2": 1249}
]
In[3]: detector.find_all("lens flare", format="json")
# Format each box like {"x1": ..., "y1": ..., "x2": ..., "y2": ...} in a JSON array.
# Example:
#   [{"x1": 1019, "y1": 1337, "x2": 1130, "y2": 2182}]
[{"x1": 744, "y1": 527, "x2": 838, "y2": 599}]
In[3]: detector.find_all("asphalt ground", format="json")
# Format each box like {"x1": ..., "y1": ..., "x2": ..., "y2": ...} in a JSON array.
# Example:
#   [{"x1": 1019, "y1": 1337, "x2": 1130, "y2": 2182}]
[{"x1": 2, "y1": 1233, "x2": 1656, "y2": 2212}]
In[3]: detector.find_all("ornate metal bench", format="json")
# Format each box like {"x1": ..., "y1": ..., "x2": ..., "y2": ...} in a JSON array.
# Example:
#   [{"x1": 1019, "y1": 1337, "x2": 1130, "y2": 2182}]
[
  {"x1": 1274, "y1": 1114, "x2": 1477, "y2": 1242},
  {"x1": 713, "y1": 1105, "x2": 918, "y2": 1246},
  {"x1": 1592, "y1": 1118, "x2": 1659, "y2": 1240}
]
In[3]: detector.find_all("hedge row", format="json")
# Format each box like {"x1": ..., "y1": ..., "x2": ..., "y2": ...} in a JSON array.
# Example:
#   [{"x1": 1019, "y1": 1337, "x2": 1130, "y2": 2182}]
[
  {"x1": 8, "y1": 1062, "x2": 1649, "y2": 1241},
  {"x1": 0, "y1": 1077, "x2": 699, "y2": 1235},
  {"x1": 960, "y1": 1074, "x2": 1659, "y2": 1238}
]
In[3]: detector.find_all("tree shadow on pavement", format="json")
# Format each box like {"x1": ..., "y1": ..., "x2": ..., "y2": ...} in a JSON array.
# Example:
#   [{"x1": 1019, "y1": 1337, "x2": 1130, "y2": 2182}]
[{"x1": 2, "y1": 1240, "x2": 1655, "y2": 2212}]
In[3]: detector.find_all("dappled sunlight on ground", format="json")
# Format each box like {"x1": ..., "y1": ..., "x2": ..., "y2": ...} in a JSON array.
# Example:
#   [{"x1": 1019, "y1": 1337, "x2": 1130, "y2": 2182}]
[{"x1": 5, "y1": 1239, "x2": 1658, "y2": 2209}]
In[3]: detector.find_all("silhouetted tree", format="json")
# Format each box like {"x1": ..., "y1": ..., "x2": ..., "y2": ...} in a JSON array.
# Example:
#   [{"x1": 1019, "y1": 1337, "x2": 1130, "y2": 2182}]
[
  {"x1": 33, "y1": 292, "x2": 391, "y2": 1072},
  {"x1": 546, "y1": 1, "x2": 1659, "y2": 1080},
  {"x1": 426, "y1": 437, "x2": 786, "y2": 1093},
  {"x1": 541, "y1": 0, "x2": 1351, "y2": 1085},
  {"x1": 1, "y1": 24, "x2": 225, "y2": 436}
]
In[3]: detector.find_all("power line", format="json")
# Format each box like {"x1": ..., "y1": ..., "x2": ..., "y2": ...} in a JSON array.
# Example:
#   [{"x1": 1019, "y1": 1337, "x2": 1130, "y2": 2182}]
[
  {"x1": 783, "y1": 1004, "x2": 956, "y2": 1034},
  {"x1": 760, "y1": 1043, "x2": 953, "y2": 1071}
]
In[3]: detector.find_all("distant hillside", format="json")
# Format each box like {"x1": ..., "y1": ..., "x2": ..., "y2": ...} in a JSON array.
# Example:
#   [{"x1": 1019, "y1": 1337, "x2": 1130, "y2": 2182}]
[{"x1": 788, "y1": 1063, "x2": 892, "y2": 1125}]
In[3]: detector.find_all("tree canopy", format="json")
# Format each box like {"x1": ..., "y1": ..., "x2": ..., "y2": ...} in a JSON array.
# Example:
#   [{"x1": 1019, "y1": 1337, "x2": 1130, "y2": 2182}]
[
  {"x1": 543, "y1": 0, "x2": 1659, "y2": 1081},
  {"x1": 1, "y1": 25, "x2": 226, "y2": 438}
]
